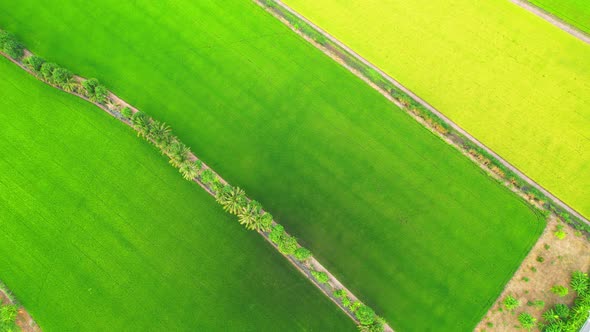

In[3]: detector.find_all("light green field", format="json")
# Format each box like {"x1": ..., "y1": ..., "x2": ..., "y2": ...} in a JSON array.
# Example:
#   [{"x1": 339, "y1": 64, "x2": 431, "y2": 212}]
[
  {"x1": 283, "y1": 0, "x2": 590, "y2": 219},
  {"x1": 0, "y1": 57, "x2": 354, "y2": 331},
  {"x1": 529, "y1": 0, "x2": 590, "y2": 34},
  {"x1": 0, "y1": 0, "x2": 544, "y2": 330}
]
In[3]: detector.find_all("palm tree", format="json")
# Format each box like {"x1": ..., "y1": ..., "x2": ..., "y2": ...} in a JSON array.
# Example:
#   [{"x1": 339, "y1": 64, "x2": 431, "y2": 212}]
[
  {"x1": 218, "y1": 186, "x2": 246, "y2": 215},
  {"x1": 131, "y1": 112, "x2": 151, "y2": 137},
  {"x1": 178, "y1": 160, "x2": 199, "y2": 180},
  {"x1": 62, "y1": 80, "x2": 79, "y2": 93},
  {"x1": 168, "y1": 142, "x2": 191, "y2": 167},
  {"x1": 238, "y1": 203, "x2": 259, "y2": 230},
  {"x1": 150, "y1": 121, "x2": 172, "y2": 149}
]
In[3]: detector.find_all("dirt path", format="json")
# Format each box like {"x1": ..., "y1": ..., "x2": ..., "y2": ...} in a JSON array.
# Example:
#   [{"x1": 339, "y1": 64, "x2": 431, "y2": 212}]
[
  {"x1": 260, "y1": 0, "x2": 590, "y2": 229},
  {"x1": 0, "y1": 50, "x2": 390, "y2": 330},
  {"x1": 510, "y1": 0, "x2": 590, "y2": 45}
]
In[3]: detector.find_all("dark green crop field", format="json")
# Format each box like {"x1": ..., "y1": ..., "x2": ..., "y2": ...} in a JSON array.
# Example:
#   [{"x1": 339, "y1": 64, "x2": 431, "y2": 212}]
[
  {"x1": 0, "y1": 57, "x2": 354, "y2": 331},
  {"x1": 0, "y1": 0, "x2": 544, "y2": 330}
]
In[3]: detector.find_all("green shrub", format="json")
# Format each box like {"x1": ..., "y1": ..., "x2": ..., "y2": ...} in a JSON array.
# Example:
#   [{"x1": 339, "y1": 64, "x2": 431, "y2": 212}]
[
  {"x1": 200, "y1": 169, "x2": 215, "y2": 185},
  {"x1": 536, "y1": 256, "x2": 544, "y2": 263},
  {"x1": 555, "y1": 225, "x2": 567, "y2": 239},
  {"x1": 517, "y1": 312, "x2": 536, "y2": 331},
  {"x1": 120, "y1": 106, "x2": 133, "y2": 119},
  {"x1": 355, "y1": 304, "x2": 376, "y2": 325},
  {"x1": 349, "y1": 301, "x2": 362, "y2": 312},
  {"x1": 551, "y1": 285, "x2": 569, "y2": 297},
  {"x1": 554, "y1": 303, "x2": 570, "y2": 319},
  {"x1": 294, "y1": 247, "x2": 312, "y2": 261},
  {"x1": 269, "y1": 224, "x2": 285, "y2": 244},
  {"x1": 358, "y1": 317, "x2": 386, "y2": 332},
  {"x1": 503, "y1": 295, "x2": 520, "y2": 311},
  {"x1": 311, "y1": 270, "x2": 329, "y2": 284},
  {"x1": 23, "y1": 55, "x2": 45, "y2": 73},
  {"x1": 278, "y1": 235, "x2": 298, "y2": 255},
  {"x1": 333, "y1": 289, "x2": 346, "y2": 298},
  {"x1": 0, "y1": 304, "x2": 17, "y2": 324},
  {"x1": 341, "y1": 296, "x2": 351, "y2": 308},
  {"x1": 570, "y1": 271, "x2": 589, "y2": 295},
  {"x1": 258, "y1": 213, "x2": 273, "y2": 232}
]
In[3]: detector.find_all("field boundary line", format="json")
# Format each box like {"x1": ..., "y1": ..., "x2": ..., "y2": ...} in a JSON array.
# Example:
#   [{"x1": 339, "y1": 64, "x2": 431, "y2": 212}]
[
  {"x1": 0, "y1": 45, "x2": 389, "y2": 331},
  {"x1": 510, "y1": 0, "x2": 590, "y2": 45},
  {"x1": 256, "y1": 0, "x2": 590, "y2": 231}
]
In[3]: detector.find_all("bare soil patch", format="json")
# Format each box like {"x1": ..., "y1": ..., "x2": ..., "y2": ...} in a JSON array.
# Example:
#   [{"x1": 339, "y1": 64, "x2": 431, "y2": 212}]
[{"x1": 475, "y1": 217, "x2": 590, "y2": 331}]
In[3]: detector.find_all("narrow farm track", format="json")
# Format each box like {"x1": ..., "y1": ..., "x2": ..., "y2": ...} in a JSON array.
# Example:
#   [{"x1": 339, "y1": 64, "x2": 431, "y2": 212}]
[
  {"x1": 510, "y1": 0, "x2": 590, "y2": 45},
  {"x1": 0, "y1": 49, "x2": 392, "y2": 332},
  {"x1": 259, "y1": 0, "x2": 590, "y2": 228}
]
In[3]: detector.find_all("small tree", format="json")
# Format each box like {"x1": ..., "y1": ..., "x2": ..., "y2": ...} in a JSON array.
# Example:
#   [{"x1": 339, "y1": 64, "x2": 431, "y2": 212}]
[
  {"x1": 1, "y1": 33, "x2": 24, "y2": 59},
  {"x1": 200, "y1": 169, "x2": 216, "y2": 185},
  {"x1": 294, "y1": 247, "x2": 312, "y2": 261},
  {"x1": 93, "y1": 85, "x2": 108, "y2": 104},
  {"x1": 257, "y1": 212, "x2": 273, "y2": 232},
  {"x1": 551, "y1": 285, "x2": 569, "y2": 297},
  {"x1": 120, "y1": 106, "x2": 133, "y2": 119},
  {"x1": 23, "y1": 55, "x2": 45, "y2": 73},
  {"x1": 311, "y1": 270, "x2": 329, "y2": 284},
  {"x1": 82, "y1": 78, "x2": 100, "y2": 96},
  {"x1": 333, "y1": 289, "x2": 346, "y2": 298},
  {"x1": 269, "y1": 224, "x2": 285, "y2": 244},
  {"x1": 51, "y1": 67, "x2": 73, "y2": 86},
  {"x1": 503, "y1": 295, "x2": 520, "y2": 312},
  {"x1": 40, "y1": 62, "x2": 58, "y2": 82},
  {"x1": 517, "y1": 312, "x2": 536, "y2": 331},
  {"x1": 278, "y1": 235, "x2": 298, "y2": 255},
  {"x1": 355, "y1": 305, "x2": 376, "y2": 326}
]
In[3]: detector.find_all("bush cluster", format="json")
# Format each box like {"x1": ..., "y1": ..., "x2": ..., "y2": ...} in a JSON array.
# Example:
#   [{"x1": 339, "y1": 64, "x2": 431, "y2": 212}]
[
  {"x1": 534, "y1": 270, "x2": 590, "y2": 331},
  {"x1": 0, "y1": 30, "x2": 24, "y2": 59}
]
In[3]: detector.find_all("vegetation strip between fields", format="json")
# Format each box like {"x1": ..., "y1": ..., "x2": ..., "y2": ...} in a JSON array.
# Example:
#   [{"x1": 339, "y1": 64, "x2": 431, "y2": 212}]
[
  {"x1": 511, "y1": 0, "x2": 590, "y2": 44},
  {"x1": 0, "y1": 29, "x2": 389, "y2": 332},
  {"x1": 258, "y1": 0, "x2": 590, "y2": 237}
]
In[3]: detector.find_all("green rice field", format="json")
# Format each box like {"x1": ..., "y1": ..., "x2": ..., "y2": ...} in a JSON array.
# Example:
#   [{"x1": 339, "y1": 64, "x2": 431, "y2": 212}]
[
  {"x1": 0, "y1": 0, "x2": 545, "y2": 330},
  {"x1": 528, "y1": 0, "x2": 590, "y2": 34},
  {"x1": 283, "y1": 0, "x2": 590, "y2": 220},
  {"x1": 0, "y1": 57, "x2": 354, "y2": 331}
]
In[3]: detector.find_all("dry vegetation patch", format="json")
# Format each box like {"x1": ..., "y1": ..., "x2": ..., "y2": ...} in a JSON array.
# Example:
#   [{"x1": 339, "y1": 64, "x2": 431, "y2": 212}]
[{"x1": 476, "y1": 217, "x2": 590, "y2": 331}]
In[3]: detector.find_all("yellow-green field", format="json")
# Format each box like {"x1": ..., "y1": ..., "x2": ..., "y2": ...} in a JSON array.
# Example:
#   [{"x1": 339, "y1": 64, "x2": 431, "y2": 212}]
[{"x1": 284, "y1": 0, "x2": 590, "y2": 219}]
